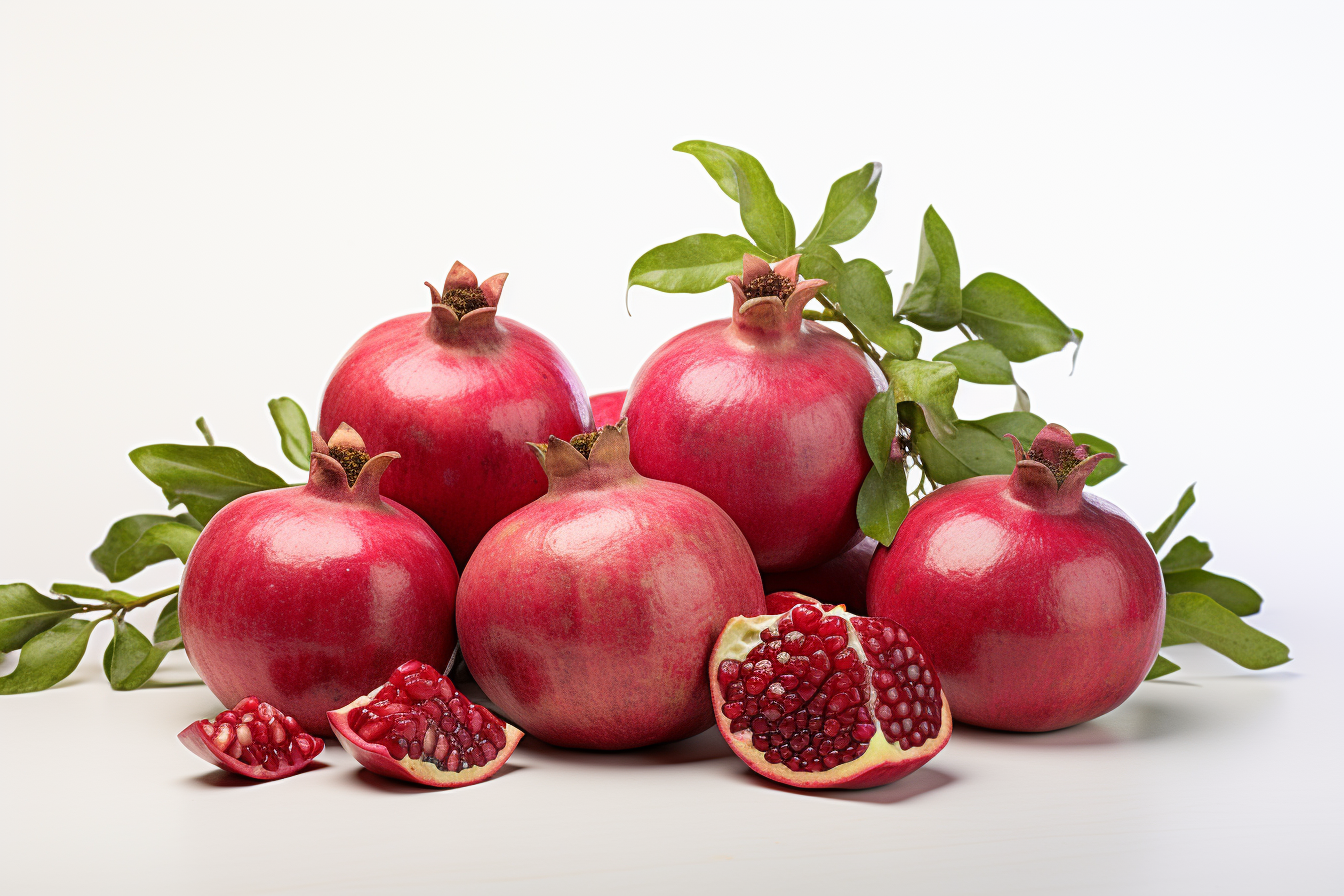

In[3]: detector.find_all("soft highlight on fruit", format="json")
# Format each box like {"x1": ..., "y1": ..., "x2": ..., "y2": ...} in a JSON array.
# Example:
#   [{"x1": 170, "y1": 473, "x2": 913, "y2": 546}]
[
  {"x1": 320, "y1": 261, "x2": 591, "y2": 567},
  {"x1": 456, "y1": 420, "x2": 766, "y2": 750},
  {"x1": 178, "y1": 425, "x2": 459, "y2": 735},
  {"x1": 710, "y1": 592, "x2": 950, "y2": 789},
  {"x1": 624, "y1": 253, "x2": 884, "y2": 572},
  {"x1": 866, "y1": 423, "x2": 1165, "y2": 732},
  {"x1": 178, "y1": 696, "x2": 324, "y2": 780},
  {"x1": 329, "y1": 660, "x2": 522, "y2": 788}
]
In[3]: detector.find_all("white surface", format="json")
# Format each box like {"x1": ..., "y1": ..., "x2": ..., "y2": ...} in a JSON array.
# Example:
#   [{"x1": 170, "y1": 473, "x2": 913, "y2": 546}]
[{"x1": 1, "y1": 2, "x2": 1341, "y2": 894}]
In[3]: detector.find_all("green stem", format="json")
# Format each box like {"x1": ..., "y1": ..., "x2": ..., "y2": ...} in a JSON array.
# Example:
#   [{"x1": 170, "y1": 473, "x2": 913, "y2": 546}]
[
  {"x1": 957, "y1": 323, "x2": 974, "y2": 340},
  {"x1": 813, "y1": 296, "x2": 883, "y2": 366},
  {"x1": 121, "y1": 585, "x2": 180, "y2": 611}
]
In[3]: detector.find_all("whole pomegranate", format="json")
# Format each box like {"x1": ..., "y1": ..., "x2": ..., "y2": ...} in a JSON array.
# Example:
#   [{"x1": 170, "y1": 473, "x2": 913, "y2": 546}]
[
  {"x1": 710, "y1": 592, "x2": 950, "y2": 789},
  {"x1": 624, "y1": 253, "x2": 884, "y2": 572},
  {"x1": 589, "y1": 389, "x2": 627, "y2": 428},
  {"x1": 762, "y1": 536, "x2": 877, "y2": 614},
  {"x1": 867, "y1": 424, "x2": 1164, "y2": 732},
  {"x1": 179, "y1": 425, "x2": 459, "y2": 735},
  {"x1": 456, "y1": 420, "x2": 766, "y2": 749},
  {"x1": 320, "y1": 262, "x2": 591, "y2": 567}
]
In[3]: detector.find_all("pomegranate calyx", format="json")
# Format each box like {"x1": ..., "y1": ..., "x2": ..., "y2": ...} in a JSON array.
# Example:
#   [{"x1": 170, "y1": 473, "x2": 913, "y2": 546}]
[
  {"x1": 309, "y1": 426, "x2": 399, "y2": 501},
  {"x1": 1006, "y1": 423, "x2": 1115, "y2": 511},
  {"x1": 424, "y1": 261, "x2": 507, "y2": 337},
  {"x1": 727, "y1": 254, "x2": 827, "y2": 338},
  {"x1": 527, "y1": 419, "x2": 638, "y2": 490}
]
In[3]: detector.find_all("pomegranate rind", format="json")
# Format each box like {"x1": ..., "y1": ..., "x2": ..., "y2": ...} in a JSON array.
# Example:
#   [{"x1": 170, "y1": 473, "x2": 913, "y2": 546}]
[
  {"x1": 328, "y1": 695, "x2": 523, "y2": 789},
  {"x1": 708, "y1": 596, "x2": 952, "y2": 791},
  {"x1": 177, "y1": 721, "x2": 324, "y2": 781}
]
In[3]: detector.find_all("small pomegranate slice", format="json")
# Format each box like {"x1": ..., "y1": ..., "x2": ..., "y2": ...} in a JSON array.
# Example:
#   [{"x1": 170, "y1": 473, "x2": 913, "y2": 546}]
[
  {"x1": 178, "y1": 696, "x2": 324, "y2": 780},
  {"x1": 710, "y1": 592, "x2": 952, "y2": 790},
  {"x1": 328, "y1": 660, "x2": 524, "y2": 788}
]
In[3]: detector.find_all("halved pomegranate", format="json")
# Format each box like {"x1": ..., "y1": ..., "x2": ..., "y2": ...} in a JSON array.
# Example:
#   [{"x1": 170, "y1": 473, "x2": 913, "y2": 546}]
[
  {"x1": 710, "y1": 592, "x2": 951, "y2": 790},
  {"x1": 178, "y1": 696, "x2": 324, "y2": 780},
  {"x1": 328, "y1": 660, "x2": 523, "y2": 788}
]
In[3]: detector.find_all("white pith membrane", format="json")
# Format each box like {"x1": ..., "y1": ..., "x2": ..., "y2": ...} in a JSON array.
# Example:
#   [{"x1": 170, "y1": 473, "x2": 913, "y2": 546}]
[
  {"x1": 330, "y1": 661, "x2": 523, "y2": 787},
  {"x1": 711, "y1": 599, "x2": 952, "y2": 788},
  {"x1": 180, "y1": 696, "x2": 322, "y2": 778}
]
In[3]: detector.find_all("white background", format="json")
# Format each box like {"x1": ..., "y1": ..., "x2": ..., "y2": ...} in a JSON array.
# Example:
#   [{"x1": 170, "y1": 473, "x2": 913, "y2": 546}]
[{"x1": 1, "y1": 2, "x2": 1340, "y2": 893}]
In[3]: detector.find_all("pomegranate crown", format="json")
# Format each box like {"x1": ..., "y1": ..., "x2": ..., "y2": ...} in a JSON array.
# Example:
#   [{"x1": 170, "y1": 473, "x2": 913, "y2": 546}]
[
  {"x1": 527, "y1": 419, "x2": 636, "y2": 488},
  {"x1": 726, "y1": 253, "x2": 827, "y2": 319},
  {"x1": 424, "y1": 261, "x2": 508, "y2": 335},
  {"x1": 308, "y1": 423, "x2": 399, "y2": 503},
  {"x1": 1005, "y1": 423, "x2": 1114, "y2": 510}
]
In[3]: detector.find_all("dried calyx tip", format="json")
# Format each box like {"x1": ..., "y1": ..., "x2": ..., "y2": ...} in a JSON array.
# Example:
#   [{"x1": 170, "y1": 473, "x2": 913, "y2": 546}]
[
  {"x1": 328, "y1": 445, "x2": 371, "y2": 487},
  {"x1": 742, "y1": 272, "x2": 795, "y2": 302},
  {"x1": 1028, "y1": 443, "x2": 1089, "y2": 486},
  {"x1": 439, "y1": 287, "x2": 488, "y2": 316},
  {"x1": 568, "y1": 432, "x2": 600, "y2": 459}
]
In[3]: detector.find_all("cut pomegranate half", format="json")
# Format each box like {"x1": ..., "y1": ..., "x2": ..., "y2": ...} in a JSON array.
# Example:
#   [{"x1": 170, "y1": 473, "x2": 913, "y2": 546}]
[
  {"x1": 328, "y1": 660, "x2": 523, "y2": 788},
  {"x1": 178, "y1": 696, "x2": 325, "y2": 780},
  {"x1": 710, "y1": 592, "x2": 952, "y2": 789}
]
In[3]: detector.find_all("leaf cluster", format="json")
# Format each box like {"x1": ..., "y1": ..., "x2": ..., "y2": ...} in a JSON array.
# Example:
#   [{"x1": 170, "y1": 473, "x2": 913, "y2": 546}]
[
  {"x1": 1142, "y1": 486, "x2": 1289, "y2": 679},
  {"x1": 0, "y1": 398, "x2": 313, "y2": 693}
]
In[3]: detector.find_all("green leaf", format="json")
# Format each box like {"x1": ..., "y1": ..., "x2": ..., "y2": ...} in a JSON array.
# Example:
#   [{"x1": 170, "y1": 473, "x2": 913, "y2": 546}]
[
  {"x1": 799, "y1": 242, "x2": 844, "y2": 286},
  {"x1": 90, "y1": 513, "x2": 195, "y2": 582},
  {"x1": 862, "y1": 389, "x2": 899, "y2": 474},
  {"x1": 0, "y1": 618, "x2": 96, "y2": 694},
  {"x1": 933, "y1": 340, "x2": 1013, "y2": 385},
  {"x1": 129, "y1": 444, "x2": 287, "y2": 524},
  {"x1": 857, "y1": 463, "x2": 909, "y2": 546},
  {"x1": 1164, "y1": 570, "x2": 1262, "y2": 616},
  {"x1": 1160, "y1": 535, "x2": 1213, "y2": 574},
  {"x1": 1147, "y1": 484, "x2": 1196, "y2": 552},
  {"x1": 898, "y1": 206, "x2": 962, "y2": 331},
  {"x1": 974, "y1": 411, "x2": 1046, "y2": 446},
  {"x1": 802, "y1": 163, "x2": 881, "y2": 248},
  {"x1": 961, "y1": 273, "x2": 1079, "y2": 362},
  {"x1": 141, "y1": 521, "x2": 199, "y2": 563},
  {"x1": 627, "y1": 233, "x2": 763, "y2": 295},
  {"x1": 1164, "y1": 592, "x2": 1289, "y2": 669},
  {"x1": 1145, "y1": 655, "x2": 1181, "y2": 680},
  {"x1": 833, "y1": 259, "x2": 924, "y2": 359},
  {"x1": 103, "y1": 618, "x2": 167, "y2": 691},
  {"x1": 882, "y1": 358, "x2": 960, "y2": 440},
  {"x1": 195, "y1": 417, "x2": 215, "y2": 446},
  {"x1": 51, "y1": 583, "x2": 139, "y2": 607},
  {"x1": 0, "y1": 584, "x2": 81, "y2": 653},
  {"x1": 1071, "y1": 432, "x2": 1124, "y2": 485},
  {"x1": 915, "y1": 420, "x2": 1016, "y2": 483},
  {"x1": 674, "y1": 141, "x2": 796, "y2": 257},
  {"x1": 153, "y1": 596, "x2": 183, "y2": 649},
  {"x1": 269, "y1": 397, "x2": 313, "y2": 470}
]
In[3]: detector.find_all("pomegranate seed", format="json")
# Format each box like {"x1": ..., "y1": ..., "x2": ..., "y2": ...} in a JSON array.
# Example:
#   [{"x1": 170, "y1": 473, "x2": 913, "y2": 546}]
[{"x1": 236, "y1": 724, "x2": 253, "y2": 748}]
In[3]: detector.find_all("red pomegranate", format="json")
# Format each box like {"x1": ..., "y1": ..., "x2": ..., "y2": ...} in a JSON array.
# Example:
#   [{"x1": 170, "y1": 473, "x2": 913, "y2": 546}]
[
  {"x1": 319, "y1": 262, "x2": 591, "y2": 567},
  {"x1": 624, "y1": 253, "x2": 884, "y2": 572},
  {"x1": 589, "y1": 389, "x2": 627, "y2": 429},
  {"x1": 710, "y1": 592, "x2": 951, "y2": 789},
  {"x1": 179, "y1": 425, "x2": 459, "y2": 735},
  {"x1": 329, "y1": 660, "x2": 523, "y2": 788},
  {"x1": 456, "y1": 421, "x2": 766, "y2": 749},
  {"x1": 762, "y1": 536, "x2": 877, "y2": 614},
  {"x1": 866, "y1": 424, "x2": 1165, "y2": 732},
  {"x1": 178, "y1": 696, "x2": 324, "y2": 781}
]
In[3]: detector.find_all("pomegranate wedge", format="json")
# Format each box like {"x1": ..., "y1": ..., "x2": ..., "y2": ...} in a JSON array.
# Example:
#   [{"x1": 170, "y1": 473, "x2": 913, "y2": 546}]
[
  {"x1": 178, "y1": 696, "x2": 324, "y2": 780},
  {"x1": 710, "y1": 593, "x2": 951, "y2": 789},
  {"x1": 329, "y1": 660, "x2": 522, "y2": 788}
]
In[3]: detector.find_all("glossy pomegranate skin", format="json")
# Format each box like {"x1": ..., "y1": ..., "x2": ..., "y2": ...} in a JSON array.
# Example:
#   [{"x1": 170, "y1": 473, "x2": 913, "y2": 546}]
[
  {"x1": 866, "y1": 429, "x2": 1164, "y2": 732},
  {"x1": 762, "y1": 537, "x2": 877, "y2": 614},
  {"x1": 589, "y1": 389, "x2": 627, "y2": 429},
  {"x1": 320, "y1": 266, "x2": 591, "y2": 567},
  {"x1": 179, "y1": 432, "x2": 459, "y2": 736},
  {"x1": 457, "y1": 423, "x2": 766, "y2": 750},
  {"x1": 624, "y1": 255, "x2": 884, "y2": 572}
]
